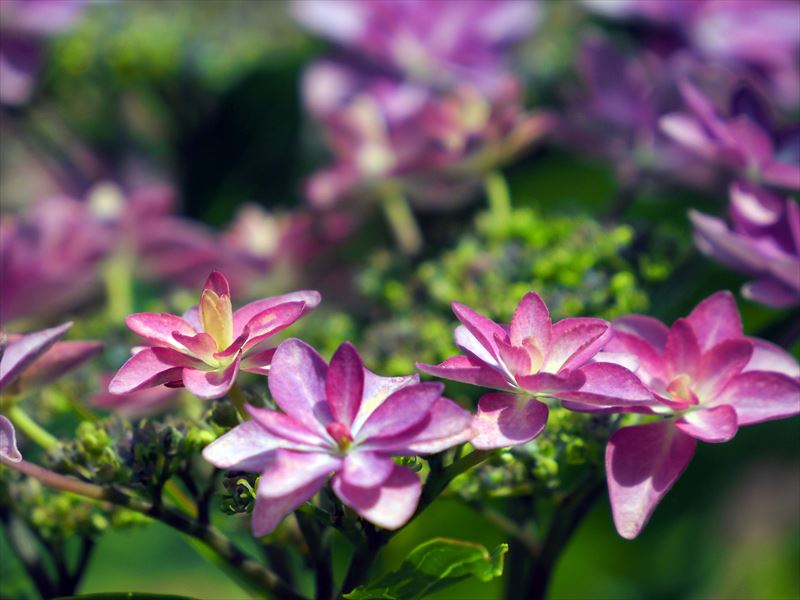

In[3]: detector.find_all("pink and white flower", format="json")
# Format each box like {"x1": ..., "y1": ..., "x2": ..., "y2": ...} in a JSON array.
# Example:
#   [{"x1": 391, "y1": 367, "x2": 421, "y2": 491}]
[
  {"x1": 202, "y1": 339, "x2": 472, "y2": 536},
  {"x1": 109, "y1": 272, "x2": 320, "y2": 399},
  {"x1": 417, "y1": 292, "x2": 653, "y2": 449},
  {"x1": 600, "y1": 291, "x2": 800, "y2": 538}
]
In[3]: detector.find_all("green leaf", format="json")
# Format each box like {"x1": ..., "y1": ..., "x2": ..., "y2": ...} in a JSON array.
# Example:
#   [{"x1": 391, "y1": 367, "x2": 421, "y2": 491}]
[
  {"x1": 344, "y1": 538, "x2": 508, "y2": 600},
  {"x1": 55, "y1": 594, "x2": 199, "y2": 600}
]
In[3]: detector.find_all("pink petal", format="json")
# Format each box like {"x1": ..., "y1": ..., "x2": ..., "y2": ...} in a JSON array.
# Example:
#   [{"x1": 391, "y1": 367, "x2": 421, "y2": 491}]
[
  {"x1": 665, "y1": 319, "x2": 701, "y2": 377},
  {"x1": 744, "y1": 338, "x2": 799, "y2": 378},
  {"x1": 416, "y1": 355, "x2": 513, "y2": 391},
  {"x1": 516, "y1": 370, "x2": 585, "y2": 394},
  {"x1": 494, "y1": 336, "x2": 531, "y2": 377},
  {"x1": 509, "y1": 292, "x2": 551, "y2": 347},
  {"x1": 544, "y1": 318, "x2": 610, "y2": 372},
  {"x1": 352, "y1": 369, "x2": 420, "y2": 432},
  {"x1": 451, "y1": 301, "x2": 507, "y2": 361},
  {"x1": 555, "y1": 363, "x2": 655, "y2": 408},
  {"x1": 0, "y1": 322, "x2": 72, "y2": 391},
  {"x1": 675, "y1": 405, "x2": 738, "y2": 443},
  {"x1": 202, "y1": 421, "x2": 299, "y2": 472},
  {"x1": 0, "y1": 415, "x2": 22, "y2": 463},
  {"x1": 240, "y1": 348, "x2": 277, "y2": 376},
  {"x1": 363, "y1": 397, "x2": 473, "y2": 455},
  {"x1": 471, "y1": 393, "x2": 548, "y2": 450},
  {"x1": 182, "y1": 306, "x2": 201, "y2": 330},
  {"x1": 125, "y1": 313, "x2": 197, "y2": 350},
  {"x1": 684, "y1": 291, "x2": 742, "y2": 352},
  {"x1": 182, "y1": 352, "x2": 242, "y2": 399},
  {"x1": 762, "y1": 160, "x2": 800, "y2": 190},
  {"x1": 612, "y1": 315, "x2": 669, "y2": 352},
  {"x1": 606, "y1": 421, "x2": 696, "y2": 539},
  {"x1": 342, "y1": 452, "x2": 395, "y2": 488},
  {"x1": 355, "y1": 382, "x2": 443, "y2": 441},
  {"x1": 109, "y1": 347, "x2": 197, "y2": 394},
  {"x1": 172, "y1": 331, "x2": 217, "y2": 358},
  {"x1": 332, "y1": 464, "x2": 421, "y2": 530},
  {"x1": 246, "y1": 405, "x2": 327, "y2": 447},
  {"x1": 17, "y1": 340, "x2": 103, "y2": 389},
  {"x1": 326, "y1": 342, "x2": 363, "y2": 427},
  {"x1": 202, "y1": 271, "x2": 231, "y2": 297},
  {"x1": 659, "y1": 113, "x2": 718, "y2": 160},
  {"x1": 214, "y1": 329, "x2": 250, "y2": 360},
  {"x1": 267, "y1": 339, "x2": 331, "y2": 436},
  {"x1": 712, "y1": 371, "x2": 800, "y2": 426},
  {"x1": 252, "y1": 449, "x2": 339, "y2": 536},
  {"x1": 233, "y1": 291, "x2": 321, "y2": 337},
  {"x1": 693, "y1": 339, "x2": 753, "y2": 400},
  {"x1": 454, "y1": 325, "x2": 501, "y2": 368},
  {"x1": 242, "y1": 302, "x2": 307, "y2": 351},
  {"x1": 605, "y1": 328, "x2": 665, "y2": 385}
]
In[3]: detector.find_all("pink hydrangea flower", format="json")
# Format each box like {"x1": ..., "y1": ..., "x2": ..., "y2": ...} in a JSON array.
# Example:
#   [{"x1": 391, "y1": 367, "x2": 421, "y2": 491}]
[
  {"x1": 660, "y1": 82, "x2": 800, "y2": 190},
  {"x1": 599, "y1": 291, "x2": 800, "y2": 539},
  {"x1": 690, "y1": 183, "x2": 800, "y2": 307},
  {"x1": 109, "y1": 272, "x2": 320, "y2": 399},
  {"x1": 0, "y1": 322, "x2": 102, "y2": 394},
  {"x1": 202, "y1": 339, "x2": 472, "y2": 536},
  {"x1": 417, "y1": 293, "x2": 653, "y2": 450},
  {"x1": 0, "y1": 415, "x2": 21, "y2": 463}
]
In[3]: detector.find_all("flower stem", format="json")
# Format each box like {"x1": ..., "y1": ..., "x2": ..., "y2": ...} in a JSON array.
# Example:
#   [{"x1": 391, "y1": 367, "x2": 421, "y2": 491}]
[
  {"x1": 6, "y1": 405, "x2": 58, "y2": 450},
  {"x1": 0, "y1": 456, "x2": 302, "y2": 600},
  {"x1": 228, "y1": 383, "x2": 251, "y2": 422},
  {"x1": 484, "y1": 171, "x2": 512, "y2": 223},
  {"x1": 381, "y1": 186, "x2": 423, "y2": 256},
  {"x1": 104, "y1": 251, "x2": 134, "y2": 324}
]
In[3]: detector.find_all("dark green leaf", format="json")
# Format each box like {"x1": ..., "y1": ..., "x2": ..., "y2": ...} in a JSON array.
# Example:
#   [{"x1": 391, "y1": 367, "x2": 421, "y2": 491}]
[{"x1": 55, "y1": 594, "x2": 199, "y2": 600}]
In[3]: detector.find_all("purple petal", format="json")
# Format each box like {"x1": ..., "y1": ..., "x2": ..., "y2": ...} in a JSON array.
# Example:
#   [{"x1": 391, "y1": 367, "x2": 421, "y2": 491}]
[
  {"x1": 742, "y1": 277, "x2": 800, "y2": 308},
  {"x1": 246, "y1": 405, "x2": 327, "y2": 447},
  {"x1": 0, "y1": 415, "x2": 22, "y2": 463},
  {"x1": 332, "y1": 464, "x2": 421, "y2": 530},
  {"x1": 202, "y1": 421, "x2": 297, "y2": 472},
  {"x1": 693, "y1": 339, "x2": 753, "y2": 400},
  {"x1": 612, "y1": 315, "x2": 669, "y2": 352},
  {"x1": 326, "y1": 342, "x2": 363, "y2": 427},
  {"x1": 544, "y1": 318, "x2": 610, "y2": 372},
  {"x1": 684, "y1": 291, "x2": 743, "y2": 352},
  {"x1": 744, "y1": 338, "x2": 799, "y2": 378},
  {"x1": 454, "y1": 325, "x2": 501, "y2": 368},
  {"x1": 659, "y1": 113, "x2": 718, "y2": 160},
  {"x1": 242, "y1": 302, "x2": 307, "y2": 351},
  {"x1": 202, "y1": 271, "x2": 231, "y2": 297},
  {"x1": 125, "y1": 313, "x2": 197, "y2": 350},
  {"x1": 605, "y1": 329, "x2": 664, "y2": 385},
  {"x1": 109, "y1": 347, "x2": 197, "y2": 394},
  {"x1": 362, "y1": 397, "x2": 473, "y2": 455},
  {"x1": 675, "y1": 405, "x2": 738, "y2": 443},
  {"x1": 516, "y1": 370, "x2": 585, "y2": 395},
  {"x1": 509, "y1": 292, "x2": 551, "y2": 347},
  {"x1": 665, "y1": 319, "x2": 701, "y2": 377},
  {"x1": 416, "y1": 356, "x2": 513, "y2": 391},
  {"x1": 712, "y1": 371, "x2": 800, "y2": 426},
  {"x1": 451, "y1": 301, "x2": 507, "y2": 362},
  {"x1": 252, "y1": 449, "x2": 339, "y2": 536},
  {"x1": 352, "y1": 368, "x2": 419, "y2": 429},
  {"x1": 240, "y1": 348, "x2": 277, "y2": 376},
  {"x1": 16, "y1": 340, "x2": 102, "y2": 389},
  {"x1": 268, "y1": 339, "x2": 331, "y2": 436},
  {"x1": 182, "y1": 306, "x2": 201, "y2": 330},
  {"x1": 606, "y1": 421, "x2": 696, "y2": 539},
  {"x1": 762, "y1": 161, "x2": 800, "y2": 191},
  {"x1": 494, "y1": 336, "x2": 531, "y2": 377},
  {"x1": 555, "y1": 363, "x2": 655, "y2": 408},
  {"x1": 342, "y1": 452, "x2": 395, "y2": 488},
  {"x1": 182, "y1": 352, "x2": 242, "y2": 400},
  {"x1": 0, "y1": 322, "x2": 72, "y2": 391},
  {"x1": 355, "y1": 382, "x2": 443, "y2": 441},
  {"x1": 233, "y1": 291, "x2": 321, "y2": 337},
  {"x1": 471, "y1": 393, "x2": 548, "y2": 450}
]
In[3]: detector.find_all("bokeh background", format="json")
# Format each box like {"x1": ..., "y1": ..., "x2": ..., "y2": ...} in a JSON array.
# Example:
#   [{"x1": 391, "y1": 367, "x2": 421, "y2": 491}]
[{"x1": 1, "y1": 1, "x2": 798, "y2": 599}]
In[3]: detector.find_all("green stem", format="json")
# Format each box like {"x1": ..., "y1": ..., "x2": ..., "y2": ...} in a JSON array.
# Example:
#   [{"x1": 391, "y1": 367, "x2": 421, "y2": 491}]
[
  {"x1": 104, "y1": 251, "x2": 134, "y2": 324},
  {"x1": 484, "y1": 171, "x2": 512, "y2": 223},
  {"x1": 7, "y1": 405, "x2": 58, "y2": 450},
  {"x1": 0, "y1": 457, "x2": 302, "y2": 600},
  {"x1": 228, "y1": 383, "x2": 252, "y2": 422},
  {"x1": 381, "y1": 186, "x2": 423, "y2": 256}
]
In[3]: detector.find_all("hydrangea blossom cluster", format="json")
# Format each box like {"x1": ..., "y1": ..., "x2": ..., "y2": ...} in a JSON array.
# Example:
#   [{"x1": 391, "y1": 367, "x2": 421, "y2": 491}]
[{"x1": 295, "y1": 0, "x2": 550, "y2": 210}]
